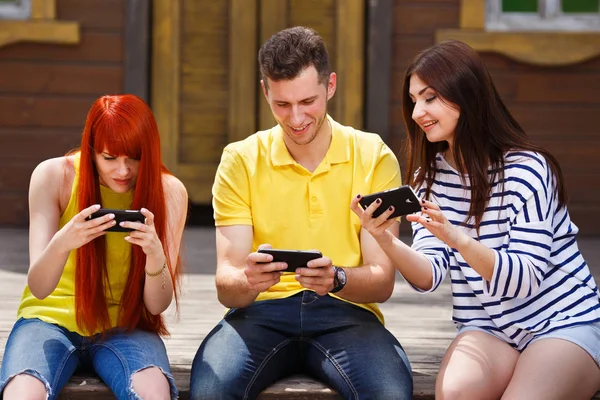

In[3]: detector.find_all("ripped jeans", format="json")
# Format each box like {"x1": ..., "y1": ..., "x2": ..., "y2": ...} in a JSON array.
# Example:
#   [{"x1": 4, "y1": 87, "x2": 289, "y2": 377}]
[{"x1": 0, "y1": 318, "x2": 178, "y2": 400}]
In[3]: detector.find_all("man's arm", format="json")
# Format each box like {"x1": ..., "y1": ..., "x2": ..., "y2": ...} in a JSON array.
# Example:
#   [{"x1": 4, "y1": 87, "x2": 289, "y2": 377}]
[
  {"x1": 215, "y1": 225, "x2": 288, "y2": 308},
  {"x1": 337, "y1": 223, "x2": 399, "y2": 303},
  {"x1": 297, "y1": 222, "x2": 399, "y2": 303}
]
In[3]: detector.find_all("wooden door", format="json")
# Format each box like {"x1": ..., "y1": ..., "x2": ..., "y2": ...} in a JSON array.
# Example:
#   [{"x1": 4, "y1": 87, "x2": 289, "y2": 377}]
[{"x1": 152, "y1": 0, "x2": 365, "y2": 205}]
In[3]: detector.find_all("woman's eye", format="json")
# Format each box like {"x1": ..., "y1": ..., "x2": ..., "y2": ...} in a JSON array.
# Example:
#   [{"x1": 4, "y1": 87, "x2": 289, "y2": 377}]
[{"x1": 425, "y1": 95, "x2": 437, "y2": 103}]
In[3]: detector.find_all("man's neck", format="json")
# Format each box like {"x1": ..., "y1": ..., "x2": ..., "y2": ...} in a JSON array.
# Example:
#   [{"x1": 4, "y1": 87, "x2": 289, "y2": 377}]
[{"x1": 286, "y1": 118, "x2": 332, "y2": 173}]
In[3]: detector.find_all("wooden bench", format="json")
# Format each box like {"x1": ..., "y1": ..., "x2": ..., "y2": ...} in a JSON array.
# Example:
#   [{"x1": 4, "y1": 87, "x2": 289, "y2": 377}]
[{"x1": 57, "y1": 368, "x2": 439, "y2": 399}]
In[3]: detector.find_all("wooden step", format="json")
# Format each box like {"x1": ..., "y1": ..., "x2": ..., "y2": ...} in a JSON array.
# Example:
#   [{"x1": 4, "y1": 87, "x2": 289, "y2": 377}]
[{"x1": 57, "y1": 369, "x2": 440, "y2": 400}]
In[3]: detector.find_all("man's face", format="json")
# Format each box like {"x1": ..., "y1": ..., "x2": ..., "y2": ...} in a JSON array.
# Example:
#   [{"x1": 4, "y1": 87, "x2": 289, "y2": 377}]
[{"x1": 262, "y1": 66, "x2": 336, "y2": 147}]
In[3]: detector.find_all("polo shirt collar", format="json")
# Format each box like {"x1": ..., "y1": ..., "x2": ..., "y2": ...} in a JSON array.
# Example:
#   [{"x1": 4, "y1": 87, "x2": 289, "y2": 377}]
[{"x1": 270, "y1": 115, "x2": 350, "y2": 167}]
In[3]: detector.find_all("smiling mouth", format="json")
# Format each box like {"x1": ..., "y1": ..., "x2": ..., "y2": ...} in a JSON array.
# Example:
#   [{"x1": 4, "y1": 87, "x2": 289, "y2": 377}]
[
  {"x1": 290, "y1": 124, "x2": 310, "y2": 134},
  {"x1": 423, "y1": 120, "x2": 438, "y2": 128}
]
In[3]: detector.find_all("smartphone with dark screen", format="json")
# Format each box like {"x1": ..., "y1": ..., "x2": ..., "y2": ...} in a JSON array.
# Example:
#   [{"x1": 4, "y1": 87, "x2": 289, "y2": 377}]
[
  {"x1": 86, "y1": 208, "x2": 145, "y2": 232},
  {"x1": 257, "y1": 249, "x2": 323, "y2": 272},
  {"x1": 359, "y1": 185, "x2": 421, "y2": 219}
]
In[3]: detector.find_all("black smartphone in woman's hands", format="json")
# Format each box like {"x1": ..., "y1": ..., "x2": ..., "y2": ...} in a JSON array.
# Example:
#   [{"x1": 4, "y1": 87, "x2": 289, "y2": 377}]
[
  {"x1": 359, "y1": 185, "x2": 421, "y2": 219},
  {"x1": 86, "y1": 208, "x2": 145, "y2": 232}
]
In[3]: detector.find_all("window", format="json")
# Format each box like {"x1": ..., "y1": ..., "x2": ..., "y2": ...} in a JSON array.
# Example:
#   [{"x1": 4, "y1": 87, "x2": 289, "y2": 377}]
[
  {"x1": 0, "y1": 0, "x2": 31, "y2": 20},
  {"x1": 487, "y1": 0, "x2": 600, "y2": 31}
]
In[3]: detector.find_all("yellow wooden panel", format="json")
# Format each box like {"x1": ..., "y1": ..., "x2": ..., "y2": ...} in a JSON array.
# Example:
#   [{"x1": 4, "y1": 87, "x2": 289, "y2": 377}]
[
  {"x1": 257, "y1": 0, "x2": 288, "y2": 131},
  {"x1": 179, "y1": 0, "x2": 228, "y2": 165},
  {"x1": 31, "y1": 0, "x2": 55, "y2": 19},
  {"x1": 152, "y1": 0, "x2": 181, "y2": 172},
  {"x1": 334, "y1": 0, "x2": 364, "y2": 128},
  {"x1": 0, "y1": 20, "x2": 78, "y2": 47},
  {"x1": 460, "y1": 0, "x2": 485, "y2": 29},
  {"x1": 436, "y1": 30, "x2": 600, "y2": 66},
  {"x1": 229, "y1": 0, "x2": 258, "y2": 142},
  {"x1": 288, "y1": 0, "x2": 338, "y2": 123},
  {"x1": 289, "y1": 0, "x2": 336, "y2": 46},
  {"x1": 177, "y1": 164, "x2": 220, "y2": 204}
]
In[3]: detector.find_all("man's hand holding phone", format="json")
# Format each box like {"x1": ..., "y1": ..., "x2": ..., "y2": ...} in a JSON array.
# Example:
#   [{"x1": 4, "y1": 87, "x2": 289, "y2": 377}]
[
  {"x1": 252, "y1": 247, "x2": 336, "y2": 295},
  {"x1": 245, "y1": 245, "x2": 290, "y2": 293},
  {"x1": 294, "y1": 255, "x2": 336, "y2": 296}
]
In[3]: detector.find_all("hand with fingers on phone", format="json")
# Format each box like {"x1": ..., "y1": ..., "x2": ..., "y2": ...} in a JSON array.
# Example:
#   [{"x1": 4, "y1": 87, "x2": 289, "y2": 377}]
[
  {"x1": 244, "y1": 244, "x2": 289, "y2": 293},
  {"x1": 294, "y1": 255, "x2": 336, "y2": 296},
  {"x1": 350, "y1": 194, "x2": 398, "y2": 245},
  {"x1": 120, "y1": 208, "x2": 165, "y2": 261},
  {"x1": 54, "y1": 204, "x2": 116, "y2": 252}
]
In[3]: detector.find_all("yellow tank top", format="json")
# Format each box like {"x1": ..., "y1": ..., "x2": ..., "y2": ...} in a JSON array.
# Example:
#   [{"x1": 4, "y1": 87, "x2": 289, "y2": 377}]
[{"x1": 17, "y1": 153, "x2": 134, "y2": 335}]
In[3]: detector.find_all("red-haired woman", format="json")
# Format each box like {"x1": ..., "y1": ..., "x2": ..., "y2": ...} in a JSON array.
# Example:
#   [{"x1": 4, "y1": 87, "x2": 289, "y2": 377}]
[{"x1": 0, "y1": 94, "x2": 188, "y2": 400}]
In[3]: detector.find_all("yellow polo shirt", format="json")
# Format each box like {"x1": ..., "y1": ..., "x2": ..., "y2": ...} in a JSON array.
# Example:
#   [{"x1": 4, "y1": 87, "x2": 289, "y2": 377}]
[{"x1": 212, "y1": 116, "x2": 402, "y2": 323}]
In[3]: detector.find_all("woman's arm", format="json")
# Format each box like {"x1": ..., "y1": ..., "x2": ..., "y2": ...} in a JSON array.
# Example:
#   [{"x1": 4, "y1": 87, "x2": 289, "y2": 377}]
[
  {"x1": 27, "y1": 157, "x2": 115, "y2": 299},
  {"x1": 349, "y1": 195, "x2": 437, "y2": 291},
  {"x1": 136, "y1": 174, "x2": 188, "y2": 315}
]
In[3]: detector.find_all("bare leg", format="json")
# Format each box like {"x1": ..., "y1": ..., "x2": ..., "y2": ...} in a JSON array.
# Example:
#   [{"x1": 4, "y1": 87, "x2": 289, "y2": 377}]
[
  {"x1": 3, "y1": 374, "x2": 47, "y2": 400},
  {"x1": 502, "y1": 338, "x2": 600, "y2": 400},
  {"x1": 436, "y1": 331, "x2": 519, "y2": 400},
  {"x1": 131, "y1": 366, "x2": 171, "y2": 400}
]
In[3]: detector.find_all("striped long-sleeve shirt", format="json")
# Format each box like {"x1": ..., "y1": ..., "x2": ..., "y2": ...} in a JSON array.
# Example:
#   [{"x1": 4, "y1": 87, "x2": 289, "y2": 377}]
[{"x1": 411, "y1": 151, "x2": 600, "y2": 349}]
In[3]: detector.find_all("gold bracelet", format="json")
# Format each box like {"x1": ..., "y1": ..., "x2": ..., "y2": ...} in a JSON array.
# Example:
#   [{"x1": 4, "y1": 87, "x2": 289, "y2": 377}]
[
  {"x1": 145, "y1": 261, "x2": 168, "y2": 289},
  {"x1": 145, "y1": 261, "x2": 166, "y2": 277}
]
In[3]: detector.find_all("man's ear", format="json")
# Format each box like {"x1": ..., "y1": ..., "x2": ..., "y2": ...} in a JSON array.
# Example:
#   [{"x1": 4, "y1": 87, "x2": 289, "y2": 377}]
[
  {"x1": 260, "y1": 80, "x2": 269, "y2": 101},
  {"x1": 326, "y1": 72, "x2": 337, "y2": 101}
]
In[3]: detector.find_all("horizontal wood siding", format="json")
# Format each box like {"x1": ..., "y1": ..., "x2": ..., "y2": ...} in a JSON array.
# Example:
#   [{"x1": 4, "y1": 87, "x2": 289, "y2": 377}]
[
  {"x1": 0, "y1": 0, "x2": 125, "y2": 226},
  {"x1": 391, "y1": 0, "x2": 600, "y2": 235}
]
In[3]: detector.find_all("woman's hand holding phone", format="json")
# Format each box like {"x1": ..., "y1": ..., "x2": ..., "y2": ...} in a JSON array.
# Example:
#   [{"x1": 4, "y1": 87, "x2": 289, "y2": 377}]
[
  {"x1": 120, "y1": 208, "x2": 164, "y2": 260},
  {"x1": 350, "y1": 195, "x2": 397, "y2": 245},
  {"x1": 55, "y1": 204, "x2": 116, "y2": 252}
]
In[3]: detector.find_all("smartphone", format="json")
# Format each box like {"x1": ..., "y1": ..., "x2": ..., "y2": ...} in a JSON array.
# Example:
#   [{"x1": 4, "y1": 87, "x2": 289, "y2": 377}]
[
  {"x1": 257, "y1": 249, "x2": 323, "y2": 272},
  {"x1": 86, "y1": 208, "x2": 145, "y2": 232},
  {"x1": 359, "y1": 185, "x2": 421, "y2": 219}
]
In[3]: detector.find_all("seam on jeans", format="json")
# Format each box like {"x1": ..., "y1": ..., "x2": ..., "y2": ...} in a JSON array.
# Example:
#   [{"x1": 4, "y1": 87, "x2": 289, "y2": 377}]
[
  {"x1": 130, "y1": 365, "x2": 179, "y2": 400},
  {"x1": 93, "y1": 343, "x2": 132, "y2": 398},
  {"x1": 1, "y1": 369, "x2": 52, "y2": 400},
  {"x1": 306, "y1": 339, "x2": 358, "y2": 400},
  {"x1": 243, "y1": 337, "x2": 297, "y2": 400}
]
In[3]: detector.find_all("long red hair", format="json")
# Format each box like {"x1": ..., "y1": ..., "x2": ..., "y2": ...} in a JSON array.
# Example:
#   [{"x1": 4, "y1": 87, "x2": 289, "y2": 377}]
[{"x1": 74, "y1": 94, "x2": 180, "y2": 336}]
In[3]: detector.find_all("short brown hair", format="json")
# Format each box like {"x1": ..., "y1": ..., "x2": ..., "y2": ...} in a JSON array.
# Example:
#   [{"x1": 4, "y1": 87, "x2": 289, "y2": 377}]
[{"x1": 258, "y1": 26, "x2": 330, "y2": 89}]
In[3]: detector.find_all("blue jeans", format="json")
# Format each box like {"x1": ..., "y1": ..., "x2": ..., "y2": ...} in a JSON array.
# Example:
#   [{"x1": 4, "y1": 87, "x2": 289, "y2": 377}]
[
  {"x1": 190, "y1": 291, "x2": 413, "y2": 400},
  {"x1": 0, "y1": 318, "x2": 178, "y2": 400}
]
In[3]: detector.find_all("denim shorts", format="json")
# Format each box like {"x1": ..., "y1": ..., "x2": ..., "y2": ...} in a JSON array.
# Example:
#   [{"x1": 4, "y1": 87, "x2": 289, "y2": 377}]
[
  {"x1": 457, "y1": 320, "x2": 600, "y2": 367},
  {"x1": 0, "y1": 318, "x2": 178, "y2": 400}
]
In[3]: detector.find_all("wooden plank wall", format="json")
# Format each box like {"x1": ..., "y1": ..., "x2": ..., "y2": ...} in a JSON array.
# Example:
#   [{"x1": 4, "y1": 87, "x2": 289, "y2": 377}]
[
  {"x1": 172, "y1": 0, "x2": 364, "y2": 205},
  {"x1": 390, "y1": 0, "x2": 600, "y2": 235},
  {"x1": 0, "y1": 0, "x2": 125, "y2": 226}
]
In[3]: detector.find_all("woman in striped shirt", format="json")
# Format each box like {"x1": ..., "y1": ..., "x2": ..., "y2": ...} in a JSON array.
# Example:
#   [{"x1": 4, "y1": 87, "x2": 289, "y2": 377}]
[{"x1": 351, "y1": 40, "x2": 600, "y2": 400}]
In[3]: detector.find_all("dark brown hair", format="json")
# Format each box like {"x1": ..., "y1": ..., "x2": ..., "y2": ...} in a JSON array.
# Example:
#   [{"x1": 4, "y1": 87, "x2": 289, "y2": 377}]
[
  {"x1": 258, "y1": 26, "x2": 330, "y2": 90},
  {"x1": 402, "y1": 40, "x2": 566, "y2": 230}
]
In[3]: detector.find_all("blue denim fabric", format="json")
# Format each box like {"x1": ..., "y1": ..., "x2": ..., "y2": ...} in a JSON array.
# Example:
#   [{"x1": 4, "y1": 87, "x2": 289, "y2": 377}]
[
  {"x1": 0, "y1": 318, "x2": 178, "y2": 400},
  {"x1": 190, "y1": 291, "x2": 413, "y2": 400}
]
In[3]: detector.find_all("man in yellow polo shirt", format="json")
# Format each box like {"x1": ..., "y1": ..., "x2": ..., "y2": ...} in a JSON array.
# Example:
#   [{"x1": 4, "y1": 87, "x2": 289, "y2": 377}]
[{"x1": 190, "y1": 26, "x2": 413, "y2": 400}]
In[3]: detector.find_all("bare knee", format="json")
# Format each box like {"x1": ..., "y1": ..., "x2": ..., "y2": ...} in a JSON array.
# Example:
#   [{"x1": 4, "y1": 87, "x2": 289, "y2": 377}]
[
  {"x1": 131, "y1": 366, "x2": 171, "y2": 400},
  {"x1": 435, "y1": 375, "x2": 491, "y2": 400},
  {"x1": 3, "y1": 374, "x2": 48, "y2": 400}
]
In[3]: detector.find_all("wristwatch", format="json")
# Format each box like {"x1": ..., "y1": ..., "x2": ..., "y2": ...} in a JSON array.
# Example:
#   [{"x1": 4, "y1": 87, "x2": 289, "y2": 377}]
[{"x1": 330, "y1": 266, "x2": 347, "y2": 293}]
